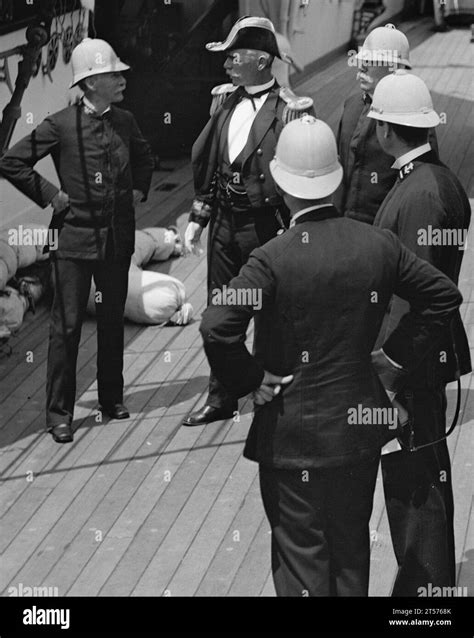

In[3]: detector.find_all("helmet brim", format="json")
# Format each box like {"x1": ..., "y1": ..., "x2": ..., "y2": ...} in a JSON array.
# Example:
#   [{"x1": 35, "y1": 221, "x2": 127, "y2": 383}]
[
  {"x1": 70, "y1": 61, "x2": 131, "y2": 88},
  {"x1": 270, "y1": 159, "x2": 343, "y2": 200},
  {"x1": 367, "y1": 109, "x2": 440, "y2": 128}
]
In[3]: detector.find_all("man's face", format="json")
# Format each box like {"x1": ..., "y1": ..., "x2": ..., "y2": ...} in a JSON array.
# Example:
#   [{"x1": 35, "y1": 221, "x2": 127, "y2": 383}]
[
  {"x1": 89, "y1": 72, "x2": 127, "y2": 103},
  {"x1": 223, "y1": 48, "x2": 268, "y2": 86},
  {"x1": 357, "y1": 63, "x2": 392, "y2": 95}
]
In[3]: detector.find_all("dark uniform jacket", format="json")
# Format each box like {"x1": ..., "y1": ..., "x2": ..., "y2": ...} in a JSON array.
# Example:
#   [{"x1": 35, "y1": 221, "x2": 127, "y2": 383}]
[
  {"x1": 201, "y1": 206, "x2": 462, "y2": 469},
  {"x1": 0, "y1": 103, "x2": 153, "y2": 260},
  {"x1": 190, "y1": 84, "x2": 308, "y2": 227},
  {"x1": 334, "y1": 93, "x2": 438, "y2": 224},
  {"x1": 374, "y1": 150, "x2": 472, "y2": 388}
]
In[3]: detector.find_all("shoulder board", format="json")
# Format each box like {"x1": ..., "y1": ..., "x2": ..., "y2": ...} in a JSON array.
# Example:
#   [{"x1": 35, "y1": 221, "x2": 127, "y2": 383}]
[
  {"x1": 209, "y1": 83, "x2": 238, "y2": 116},
  {"x1": 211, "y1": 83, "x2": 238, "y2": 97},
  {"x1": 279, "y1": 86, "x2": 315, "y2": 124}
]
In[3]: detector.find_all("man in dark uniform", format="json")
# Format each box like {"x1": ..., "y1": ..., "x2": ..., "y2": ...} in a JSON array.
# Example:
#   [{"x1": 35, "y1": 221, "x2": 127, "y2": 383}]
[
  {"x1": 182, "y1": 16, "x2": 314, "y2": 427},
  {"x1": 0, "y1": 38, "x2": 154, "y2": 443},
  {"x1": 368, "y1": 70, "x2": 471, "y2": 595},
  {"x1": 334, "y1": 24, "x2": 437, "y2": 224},
  {"x1": 199, "y1": 115, "x2": 463, "y2": 596}
]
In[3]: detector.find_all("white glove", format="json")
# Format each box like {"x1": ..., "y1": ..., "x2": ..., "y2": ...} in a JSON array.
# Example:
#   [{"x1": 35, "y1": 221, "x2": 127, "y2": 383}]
[{"x1": 184, "y1": 222, "x2": 204, "y2": 256}]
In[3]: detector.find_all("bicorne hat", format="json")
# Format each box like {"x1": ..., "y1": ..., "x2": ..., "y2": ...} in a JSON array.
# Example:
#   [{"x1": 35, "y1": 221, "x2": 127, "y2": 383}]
[{"x1": 206, "y1": 16, "x2": 292, "y2": 64}]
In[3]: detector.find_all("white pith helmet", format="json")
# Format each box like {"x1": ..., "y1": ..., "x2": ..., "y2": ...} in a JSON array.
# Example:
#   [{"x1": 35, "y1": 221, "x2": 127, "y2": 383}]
[
  {"x1": 355, "y1": 24, "x2": 411, "y2": 69},
  {"x1": 367, "y1": 70, "x2": 440, "y2": 128},
  {"x1": 270, "y1": 115, "x2": 343, "y2": 199},
  {"x1": 70, "y1": 38, "x2": 130, "y2": 88}
]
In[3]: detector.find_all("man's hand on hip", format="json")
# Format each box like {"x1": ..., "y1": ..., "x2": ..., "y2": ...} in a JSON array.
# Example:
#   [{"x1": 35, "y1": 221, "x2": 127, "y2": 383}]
[
  {"x1": 253, "y1": 371, "x2": 294, "y2": 405},
  {"x1": 184, "y1": 221, "x2": 204, "y2": 256},
  {"x1": 50, "y1": 190, "x2": 70, "y2": 215}
]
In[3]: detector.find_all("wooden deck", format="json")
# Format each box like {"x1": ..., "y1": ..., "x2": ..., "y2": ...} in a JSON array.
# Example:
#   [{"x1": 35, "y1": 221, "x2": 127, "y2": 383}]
[{"x1": 0, "y1": 19, "x2": 473, "y2": 598}]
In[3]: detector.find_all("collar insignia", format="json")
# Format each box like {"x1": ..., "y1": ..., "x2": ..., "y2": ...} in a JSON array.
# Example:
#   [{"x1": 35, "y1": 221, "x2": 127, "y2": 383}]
[{"x1": 399, "y1": 161, "x2": 415, "y2": 181}]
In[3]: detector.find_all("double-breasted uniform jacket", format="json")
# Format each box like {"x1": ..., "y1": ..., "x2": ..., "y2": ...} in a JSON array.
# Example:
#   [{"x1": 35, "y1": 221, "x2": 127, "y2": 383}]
[
  {"x1": 201, "y1": 207, "x2": 462, "y2": 469},
  {"x1": 334, "y1": 93, "x2": 438, "y2": 224},
  {"x1": 0, "y1": 103, "x2": 154, "y2": 260},
  {"x1": 189, "y1": 83, "x2": 313, "y2": 226},
  {"x1": 374, "y1": 150, "x2": 472, "y2": 389}
]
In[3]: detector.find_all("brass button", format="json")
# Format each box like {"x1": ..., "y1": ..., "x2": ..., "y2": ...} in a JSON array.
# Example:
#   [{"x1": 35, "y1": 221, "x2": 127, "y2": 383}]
[
  {"x1": 264, "y1": 197, "x2": 270, "y2": 203},
  {"x1": 256, "y1": 148, "x2": 263, "y2": 156},
  {"x1": 259, "y1": 173, "x2": 265, "y2": 181}
]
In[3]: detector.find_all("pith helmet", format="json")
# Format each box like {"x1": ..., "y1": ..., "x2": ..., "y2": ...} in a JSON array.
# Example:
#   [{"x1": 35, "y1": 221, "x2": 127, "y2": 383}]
[
  {"x1": 270, "y1": 115, "x2": 343, "y2": 199},
  {"x1": 206, "y1": 16, "x2": 292, "y2": 64},
  {"x1": 367, "y1": 70, "x2": 440, "y2": 127},
  {"x1": 70, "y1": 38, "x2": 130, "y2": 88},
  {"x1": 355, "y1": 23, "x2": 411, "y2": 68}
]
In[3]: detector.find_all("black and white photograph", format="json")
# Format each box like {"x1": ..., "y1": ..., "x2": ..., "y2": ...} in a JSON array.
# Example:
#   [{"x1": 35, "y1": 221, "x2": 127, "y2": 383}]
[{"x1": 0, "y1": 0, "x2": 472, "y2": 634}]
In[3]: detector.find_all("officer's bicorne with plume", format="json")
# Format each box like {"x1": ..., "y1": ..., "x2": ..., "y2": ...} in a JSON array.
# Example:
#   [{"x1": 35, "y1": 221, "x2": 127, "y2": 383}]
[{"x1": 188, "y1": 16, "x2": 315, "y2": 232}]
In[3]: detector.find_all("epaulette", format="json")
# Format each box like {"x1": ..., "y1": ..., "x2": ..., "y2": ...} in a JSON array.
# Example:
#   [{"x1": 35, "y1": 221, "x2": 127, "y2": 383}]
[
  {"x1": 279, "y1": 87, "x2": 315, "y2": 125},
  {"x1": 209, "y1": 83, "x2": 238, "y2": 116}
]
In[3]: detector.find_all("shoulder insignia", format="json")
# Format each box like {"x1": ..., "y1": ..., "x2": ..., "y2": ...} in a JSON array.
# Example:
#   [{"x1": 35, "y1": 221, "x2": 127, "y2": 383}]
[
  {"x1": 209, "y1": 83, "x2": 238, "y2": 116},
  {"x1": 279, "y1": 86, "x2": 315, "y2": 124}
]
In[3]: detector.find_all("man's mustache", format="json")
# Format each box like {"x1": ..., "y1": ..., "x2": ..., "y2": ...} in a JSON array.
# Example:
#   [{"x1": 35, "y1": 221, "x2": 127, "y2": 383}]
[{"x1": 357, "y1": 71, "x2": 374, "y2": 84}]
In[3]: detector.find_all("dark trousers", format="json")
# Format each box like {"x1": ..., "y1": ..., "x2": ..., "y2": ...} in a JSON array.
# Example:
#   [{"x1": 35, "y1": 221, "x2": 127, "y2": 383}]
[
  {"x1": 46, "y1": 250, "x2": 130, "y2": 428},
  {"x1": 259, "y1": 456, "x2": 379, "y2": 596},
  {"x1": 381, "y1": 386, "x2": 456, "y2": 596},
  {"x1": 206, "y1": 203, "x2": 281, "y2": 411}
]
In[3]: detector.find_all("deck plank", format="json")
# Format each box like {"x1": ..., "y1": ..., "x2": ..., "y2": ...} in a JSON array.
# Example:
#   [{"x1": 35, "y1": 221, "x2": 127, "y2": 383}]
[
  {"x1": 195, "y1": 473, "x2": 266, "y2": 597},
  {"x1": 227, "y1": 517, "x2": 272, "y2": 597}
]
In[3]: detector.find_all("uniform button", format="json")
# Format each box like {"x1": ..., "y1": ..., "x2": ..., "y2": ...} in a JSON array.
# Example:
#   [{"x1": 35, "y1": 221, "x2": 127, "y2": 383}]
[
  {"x1": 257, "y1": 148, "x2": 263, "y2": 156},
  {"x1": 264, "y1": 197, "x2": 270, "y2": 203},
  {"x1": 259, "y1": 174, "x2": 265, "y2": 181}
]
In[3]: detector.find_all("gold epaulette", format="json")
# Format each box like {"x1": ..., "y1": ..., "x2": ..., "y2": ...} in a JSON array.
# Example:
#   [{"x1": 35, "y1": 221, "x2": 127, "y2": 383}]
[
  {"x1": 209, "y1": 83, "x2": 238, "y2": 116},
  {"x1": 279, "y1": 87, "x2": 315, "y2": 125}
]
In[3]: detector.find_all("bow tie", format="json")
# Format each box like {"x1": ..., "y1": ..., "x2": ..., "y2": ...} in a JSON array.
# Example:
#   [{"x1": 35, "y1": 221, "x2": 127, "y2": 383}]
[{"x1": 236, "y1": 85, "x2": 274, "y2": 111}]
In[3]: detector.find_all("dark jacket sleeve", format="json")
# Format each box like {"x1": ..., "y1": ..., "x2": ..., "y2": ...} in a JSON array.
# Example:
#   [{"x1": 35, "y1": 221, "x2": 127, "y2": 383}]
[
  {"x1": 200, "y1": 247, "x2": 275, "y2": 397},
  {"x1": 189, "y1": 115, "x2": 219, "y2": 227},
  {"x1": 381, "y1": 235, "x2": 462, "y2": 387},
  {"x1": 129, "y1": 114, "x2": 154, "y2": 202},
  {"x1": 0, "y1": 116, "x2": 60, "y2": 207},
  {"x1": 383, "y1": 186, "x2": 449, "y2": 335}
]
